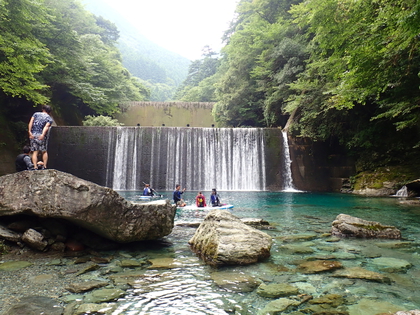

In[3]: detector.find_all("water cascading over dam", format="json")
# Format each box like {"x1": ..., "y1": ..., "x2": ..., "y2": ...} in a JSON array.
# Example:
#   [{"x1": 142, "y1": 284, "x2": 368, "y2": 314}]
[
  {"x1": 49, "y1": 126, "x2": 354, "y2": 192},
  {"x1": 108, "y1": 127, "x2": 267, "y2": 191}
]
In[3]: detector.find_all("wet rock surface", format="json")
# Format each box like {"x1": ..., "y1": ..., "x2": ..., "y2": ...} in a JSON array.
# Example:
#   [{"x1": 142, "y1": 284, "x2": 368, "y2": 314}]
[
  {"x1": 188, "y1": 209, "x2": 272, "y2": 265},
  {"x1": 3, "y1": 296, "x2": 64, "y2": 315},
  {"x1": 0, "y1": 170, "x2": 176, "y2": 244},
  {"x1": 331, "y1": 214, "x2": 401, "y2": 239}
]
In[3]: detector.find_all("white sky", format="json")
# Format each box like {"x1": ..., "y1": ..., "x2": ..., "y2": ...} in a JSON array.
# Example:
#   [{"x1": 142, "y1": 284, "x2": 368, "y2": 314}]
[{"x1": 101, "y1": 0, "x2": 239, "y2": 60}]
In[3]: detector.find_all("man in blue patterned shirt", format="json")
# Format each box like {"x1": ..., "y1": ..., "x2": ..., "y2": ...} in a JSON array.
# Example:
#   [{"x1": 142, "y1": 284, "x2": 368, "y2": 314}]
[{"x1": 28, "y1": 105, "x2": 54, "y2": 169}]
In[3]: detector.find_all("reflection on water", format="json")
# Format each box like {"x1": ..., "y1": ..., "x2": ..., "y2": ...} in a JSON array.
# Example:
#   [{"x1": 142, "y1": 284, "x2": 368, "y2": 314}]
[{"x1": 114, "y1": 191, "x2": 420, "y2": 314}]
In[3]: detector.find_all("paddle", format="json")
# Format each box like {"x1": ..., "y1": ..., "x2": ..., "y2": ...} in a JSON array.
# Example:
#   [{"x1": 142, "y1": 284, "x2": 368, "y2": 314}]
[{"x1": 142, "y1": 182, "x2": 163, "y2": 198}]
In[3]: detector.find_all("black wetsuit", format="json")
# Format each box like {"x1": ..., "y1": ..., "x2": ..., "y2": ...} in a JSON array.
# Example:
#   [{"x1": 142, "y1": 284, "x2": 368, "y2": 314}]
[{"x1": 15, "y1": 154, "x2": 34, "y2": 172}]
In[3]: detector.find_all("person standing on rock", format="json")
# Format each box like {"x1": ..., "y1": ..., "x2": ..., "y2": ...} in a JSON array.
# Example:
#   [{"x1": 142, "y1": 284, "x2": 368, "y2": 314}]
[
  {"x1": 173, "y1": 184, "x2": 186, "y2": 207},
  {"x1": 15, "y1": 145, "x2": 34, "y2": 171},
  {"x1": 28, "y1": 105, "x2": 53, "y2": 169}
]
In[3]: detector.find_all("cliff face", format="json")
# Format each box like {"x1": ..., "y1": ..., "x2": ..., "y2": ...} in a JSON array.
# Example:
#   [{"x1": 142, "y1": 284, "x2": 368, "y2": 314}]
[{"x1": 287, "y1": 136, "x2": 356, "y2": 192}]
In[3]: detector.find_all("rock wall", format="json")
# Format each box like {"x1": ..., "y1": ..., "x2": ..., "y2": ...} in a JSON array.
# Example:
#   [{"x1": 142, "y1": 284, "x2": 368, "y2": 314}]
[{"x1": 288, "y1": 136, "x2": 355, "y2": 192}]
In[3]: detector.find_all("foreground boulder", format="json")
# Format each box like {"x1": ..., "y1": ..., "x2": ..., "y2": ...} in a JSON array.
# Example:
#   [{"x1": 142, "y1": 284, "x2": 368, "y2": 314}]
[
  {"x1": 331, "y1": 214, "x2": 401, "y2": 239},
  {"x1": 189, "y1": 209, "x2": 272, "y2": 266},
  {"x1": 0, "y1": 170, "x2": 176, "y2": 243}
]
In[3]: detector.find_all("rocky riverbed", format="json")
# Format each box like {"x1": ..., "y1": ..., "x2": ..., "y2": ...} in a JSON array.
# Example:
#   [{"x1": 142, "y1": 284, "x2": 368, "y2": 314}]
[{"x1": 0, "y1": 225, "x2": 197, "y2": 315}]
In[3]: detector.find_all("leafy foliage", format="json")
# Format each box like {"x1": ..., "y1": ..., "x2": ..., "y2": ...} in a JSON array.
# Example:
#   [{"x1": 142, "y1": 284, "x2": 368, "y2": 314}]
[
  {"x1": 83, "y1": 115, "x2": 123, "y2": 126},
  {"x1": 82, "y1": 0, "x2": 190, "y2": 101},
  {"x1": 175, "y1": 0, "x2": 420, "y2": 168},
  {"x1": 175, "y1": 46, "x2": 220, "y2": 102},
  {"x1": 0, "y1": 0, "x2": 52, "y2": 104},
  {"x1": 0, "y1": 0, "x2": 148, "y2": 121}
]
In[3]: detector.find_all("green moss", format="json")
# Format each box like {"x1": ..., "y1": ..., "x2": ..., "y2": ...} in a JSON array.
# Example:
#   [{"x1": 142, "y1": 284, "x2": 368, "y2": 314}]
[
  {"x1": 353, "y1": 165, "x2": 420, "y2": 190},
  {"x1": 353, "y1": 223, "x2": 386, "y2": 231},
  {"x1": 0, "y1": 240, "x2": 9, "y2": 255}
]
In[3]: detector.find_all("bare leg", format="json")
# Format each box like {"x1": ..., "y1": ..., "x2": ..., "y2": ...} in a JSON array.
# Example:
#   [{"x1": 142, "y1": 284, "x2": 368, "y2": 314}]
[
  {"x1": 42, "y1": 151, "x2": 48, "y2": 168},
  {"x1": 32, "y1": 150, "x2": 39, "y2": 169}
]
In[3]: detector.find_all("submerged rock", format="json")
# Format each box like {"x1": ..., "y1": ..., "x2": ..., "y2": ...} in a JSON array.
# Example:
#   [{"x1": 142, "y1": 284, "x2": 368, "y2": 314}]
[
  {"x1": 297, "y1": 260, "x2": 343, "y2": 274},
  {"x1": 83, "y1": 288, "x2": 125, "y2": 303},
  {"x1": 4, "y1": 296, "x2": 63, "y2": 315},
  {"x1": 69, "y1": 303, "x2": 117, "y2": 315},
  {"x1": 333, "y1": 266, "x2": 391, "y2": 283},
  {"x1": 0, "y1": 170, "x2": 176, "y2": 243},
  {"x1": 256, "y1": 283, "x2": 299, "y2": 298},
  {"x1": 331, "y1": 214, "x2": 401, "y2": 239},
  {"x1": 189, "y1": 209, "x2": 272, "y2": 266},
  {"x1": 369, "y1": 257, "x2": 412, "y2": 273},
  {"x1": 66, "y1": 280, "x2": 109, "y2": 293},
  {"x1": 211, "y1": 271, "x2": 261, "y2": 292},
  {"x1": 0, "y1": 260, "x2": 33, "y2": 271},
  {"x1": 258, "y1": 297, "x2": 303, "y2": 315},
  {"x1": 347, "y1": 298, "x2": 404, "y2": 315}
]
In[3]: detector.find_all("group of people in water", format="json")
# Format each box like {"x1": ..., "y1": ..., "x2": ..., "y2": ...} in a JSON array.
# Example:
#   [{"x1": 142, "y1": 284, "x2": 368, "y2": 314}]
[
  {"x1": 194, "y1": 189, "x2": 221, "y2": 207},
  {"x1": 173, "y1": 185, "x2": 221, "y2": 207},
  {"x1": 142, "y1": 182, "x2": 222, "y2": 208}
]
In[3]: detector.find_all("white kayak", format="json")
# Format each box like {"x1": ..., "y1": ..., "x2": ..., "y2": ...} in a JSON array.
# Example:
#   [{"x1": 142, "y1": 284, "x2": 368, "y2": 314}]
[
  {"x1": 177, "y1": 204, "x2": 234, "y2": 211},
  {"x1": 138, "y1": 195, "x2": 162, "y2": 200}
]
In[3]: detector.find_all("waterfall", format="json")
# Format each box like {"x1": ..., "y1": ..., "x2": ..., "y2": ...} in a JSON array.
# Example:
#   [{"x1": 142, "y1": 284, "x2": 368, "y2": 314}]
[
  {"x1": 395, "y1": 185, "x2": 408, "y2": 197},
  {"x1": 109, "y1": 127, "x2": 266, "y2": 191},
  {"x1": 281, "y1": 130, "x2": 298, "y2": 191}
]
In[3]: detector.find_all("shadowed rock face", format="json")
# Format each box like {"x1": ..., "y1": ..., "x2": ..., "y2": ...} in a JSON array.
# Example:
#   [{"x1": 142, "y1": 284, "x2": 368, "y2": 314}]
[{"x1": 0, "y1": 170, "x2": 176, "y2": 243}]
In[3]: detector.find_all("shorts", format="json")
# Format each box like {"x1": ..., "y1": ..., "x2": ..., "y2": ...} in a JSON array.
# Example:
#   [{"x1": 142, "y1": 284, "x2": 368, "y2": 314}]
[{"x1": 30, "y1": 137, "x2": 48, "y2": 152}]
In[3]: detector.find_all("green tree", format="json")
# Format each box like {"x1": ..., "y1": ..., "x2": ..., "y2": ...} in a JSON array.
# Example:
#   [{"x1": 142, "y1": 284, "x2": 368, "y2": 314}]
[
  {"x1": 214, "y1": 0, "x2": 304, "y2": 127},
  {"x1": 288, "y1": 0, "x2": 420, "y2": 145},
  {"x1": 175, "y1": 46, "x2": 220, "y2": 102},
  {"x1": 83, "y1": 115, "x2": 123, "y2": 126},
  {"x1": 0, "y1": 0, "x2": 52, "y2": 104},
  {"x1": 42, "y1": 0, "x2": 148, "y2": 116}
]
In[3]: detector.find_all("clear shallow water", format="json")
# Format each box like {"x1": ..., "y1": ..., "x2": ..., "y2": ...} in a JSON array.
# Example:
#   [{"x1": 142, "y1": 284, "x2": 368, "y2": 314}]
[{"x1": 115, "y1": 191, "x2": 420, "y2": 314}]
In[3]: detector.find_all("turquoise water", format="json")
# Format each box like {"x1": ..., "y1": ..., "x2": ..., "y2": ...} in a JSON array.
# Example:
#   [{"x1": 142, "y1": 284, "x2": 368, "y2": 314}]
[{"x1": 116, "y1": 191, "x2": 420, "y2": 314}]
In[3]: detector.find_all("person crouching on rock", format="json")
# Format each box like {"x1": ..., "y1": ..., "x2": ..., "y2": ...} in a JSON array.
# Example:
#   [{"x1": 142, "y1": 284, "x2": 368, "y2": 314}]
[{"x1": 15, "y1": 146, "x2": 34, "y2": 171}]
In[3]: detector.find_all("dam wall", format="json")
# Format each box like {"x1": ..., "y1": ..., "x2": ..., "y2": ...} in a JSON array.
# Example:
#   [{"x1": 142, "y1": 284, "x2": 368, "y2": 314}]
[{"x1": 48, "y1": 127, "x2": 355, "y2": 192}]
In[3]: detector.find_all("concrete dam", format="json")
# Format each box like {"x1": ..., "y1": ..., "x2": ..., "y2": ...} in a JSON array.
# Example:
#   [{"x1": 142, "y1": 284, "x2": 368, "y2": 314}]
[{"x1": 48, "y1": 126, "x2": 354, "y2": 192}]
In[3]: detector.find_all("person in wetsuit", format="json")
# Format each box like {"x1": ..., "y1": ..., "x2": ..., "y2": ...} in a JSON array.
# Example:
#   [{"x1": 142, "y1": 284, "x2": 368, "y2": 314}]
[
  {"x1": 173, "y1": 184, "x2": 186, "y2": 207},
  {"x1": 210, "y1": 188, "x2": 221, "y2": 207},
  {"x1": 15, "y1": 146, "x2": 34, "y2": 172}
]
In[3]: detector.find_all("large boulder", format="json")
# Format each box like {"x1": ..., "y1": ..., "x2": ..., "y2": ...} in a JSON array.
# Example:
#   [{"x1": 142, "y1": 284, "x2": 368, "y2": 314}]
[
  {"x1": 331, "y1": 214, "x2": 401, "y2": 239},
  {"x1": 189, "y1": 209, "x2": 272, "y2": 266},
  {"x1": 0, "y1": 170, "x2": 176, "y2": 243}
]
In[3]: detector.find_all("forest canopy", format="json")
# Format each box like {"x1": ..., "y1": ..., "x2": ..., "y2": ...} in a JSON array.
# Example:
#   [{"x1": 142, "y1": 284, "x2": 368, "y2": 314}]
[
  {"x1": 177, "y1": 0, "x2": 420, "y2": 168},
  {"x1": 0, "y1": 0, "x2": 148, "y2": 121}
]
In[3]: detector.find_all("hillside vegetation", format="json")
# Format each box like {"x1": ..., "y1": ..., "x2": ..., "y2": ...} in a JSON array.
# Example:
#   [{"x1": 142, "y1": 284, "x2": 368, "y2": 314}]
[
  {"x1": 83, "y1": 0, "x2": 191, "y2": 101},
  {"x1": 177, "y1": 0, "x2": 420, "y2": 174}
]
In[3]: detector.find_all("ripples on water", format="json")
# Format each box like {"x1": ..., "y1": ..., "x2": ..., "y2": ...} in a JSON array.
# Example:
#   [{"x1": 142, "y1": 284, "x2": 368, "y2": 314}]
[{"x1": 115, "y1": 191, "x2": 420, "y2": 314}]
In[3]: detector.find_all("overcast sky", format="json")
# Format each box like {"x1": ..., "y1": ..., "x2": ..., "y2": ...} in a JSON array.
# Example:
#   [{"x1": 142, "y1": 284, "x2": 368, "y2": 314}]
[{"x1": 101, "y1": 0, "x2": 239, "y2": 60}]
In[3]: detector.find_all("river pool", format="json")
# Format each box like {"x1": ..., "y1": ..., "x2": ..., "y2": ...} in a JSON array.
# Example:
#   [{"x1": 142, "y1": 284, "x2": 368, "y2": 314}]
[{"x1": 111, "y1": 191, "x2": 420, "y2": 315}]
